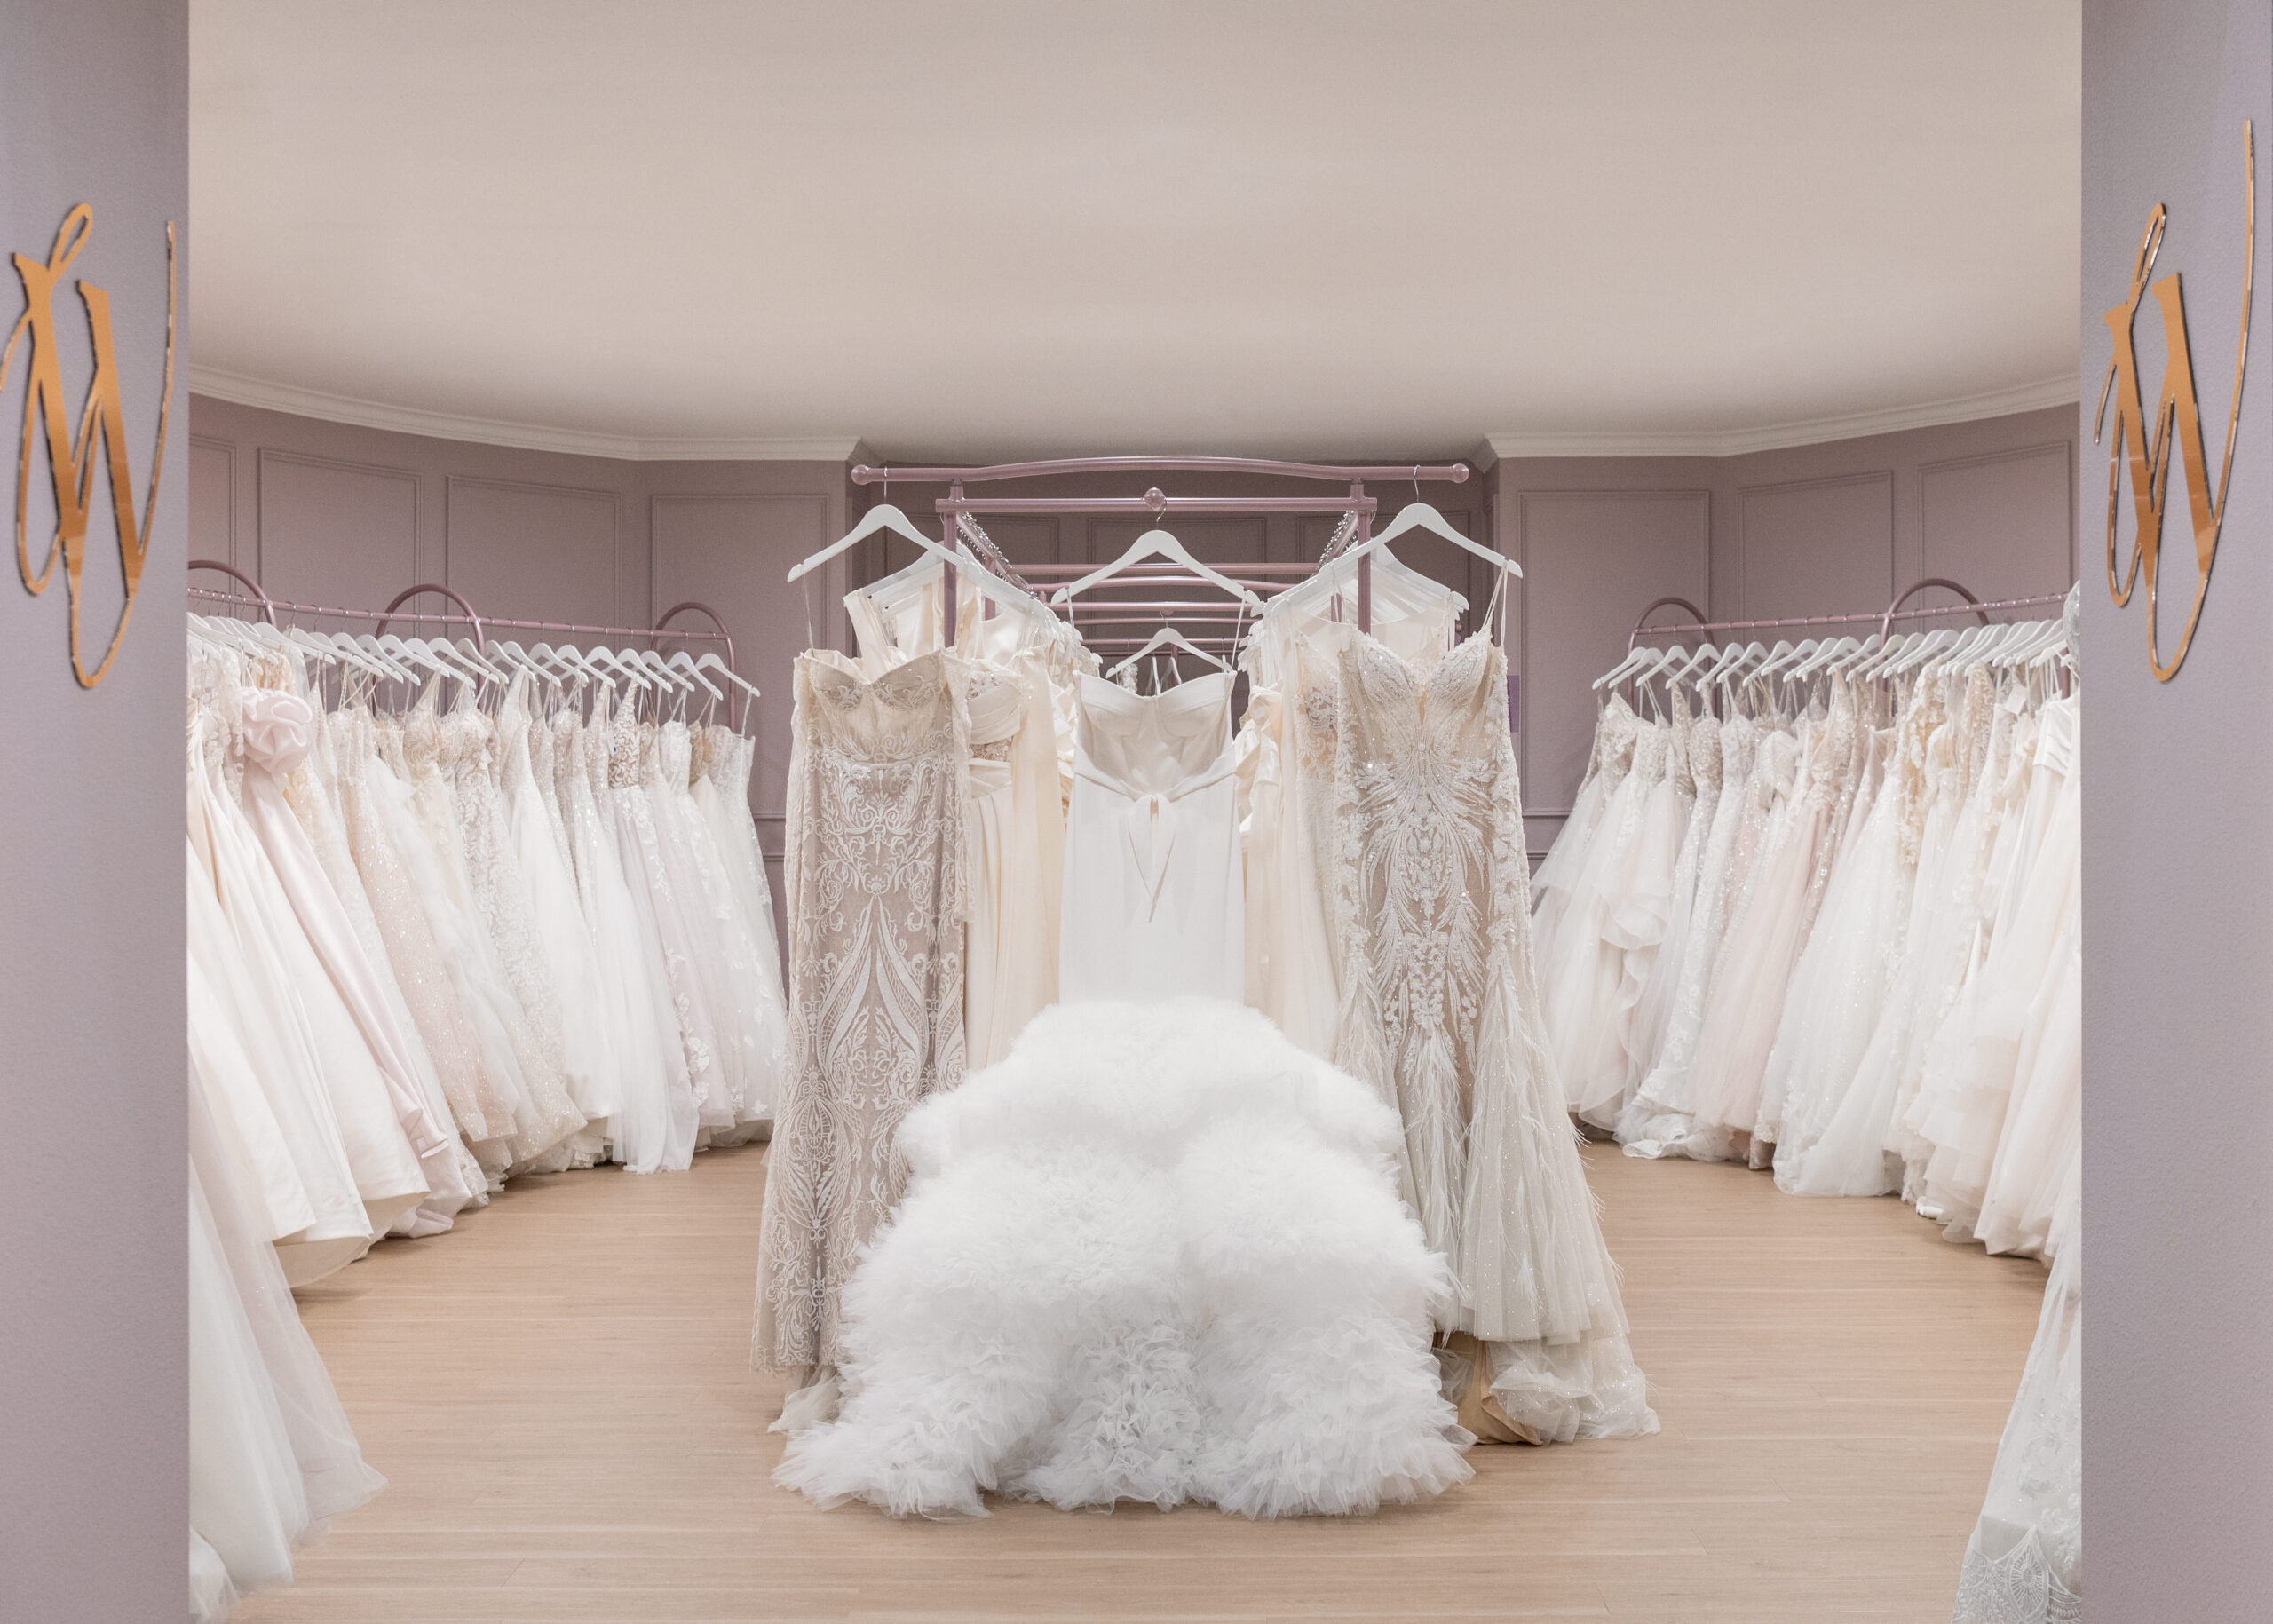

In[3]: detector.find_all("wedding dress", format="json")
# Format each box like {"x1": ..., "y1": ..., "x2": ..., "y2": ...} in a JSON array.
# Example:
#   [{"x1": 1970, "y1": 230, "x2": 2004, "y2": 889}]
[
  {"x1": 607, "y1": 702, "x2": 729, "y2": 1144},
  {"x1": 1327, "y1": 628, "x2": 1656, "y2": 1443},
  {"x1": 1531, "y1": 692, "x2": 1638, "y2": 969},
  {"x1": 754, "y1": 649, "x2": 969, "y2": 1384},
  {"x1": 188, "y1": 1080, "x2": 383, "y2": 1619},
  {"x1": 191, "y1": 686, "x2": 425, "y2": 1264},
  {"x1": 1058, "y1": 669, "x2": 1243, "y2": 1004},
  {"x1": 441, "y1": 686, "x2": 587, "y2": 1169},
  {"x1": 1539, "y1": 712, "x2": 1663, "y2": 1109},
  {"x1": 558, "y1": 700, "x2": 693, "y2": 1173},
  {"x1": 497, "y1": 675, "x2": 619, "y2": 1144},
  {"x1": 1243, "y1": 590, "x2": 1458, "y2": 1056},
  {"x1": 186, "y1": 829, "x2": 366, "y2": 1263},
  {"x1": 692, "y1": 721, "x2": 792, "y2": 1115},
  {"x1": 961, "y1": 656, "x2": 1064, "y2": 1066},
  {"x1": 1952, "y1": 1192, "x2": 2081, "y2": 1623},
  {"x1": 330, "y1": 704, "x2": 516, "y2": 1168},
  {"x1": 774, "y1": 1000, "x2": 1471, "y2": 1517},
  {"x1": 1689, "y1": 684, "x2": 1857, "y2": 1152},
  {"x1": 1620, "y1": 709, "x2": 1757, "y2": 1159},
  {"x1": 1622, "y1": 704, "x2": 1718, "y2": 1106},
  {"x1": 288, "y1": 690, "x2": 480, "y2": 1233},
  {"x1": 1581, "y1": 703, "x2": 1692, "y2": 1128}
]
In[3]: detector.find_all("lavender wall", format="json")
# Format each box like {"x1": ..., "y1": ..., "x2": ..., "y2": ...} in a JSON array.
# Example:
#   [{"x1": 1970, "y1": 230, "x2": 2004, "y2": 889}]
[
  {"x1": 188, "y1": 395, "x2": 854, "y2": 940},
  {"x1": 1492, "y1": 405, "x2": 2079, "y2": 857},
  {"x1": 2082, "y1": 2, "x2": 2270, "y2": 1613},
  {"x1": 0, "y1": 2, "x2": 186, "y2": 1616},
  {"x1": 195, "y1": 397, "x2": 2079, "y2": 886}
]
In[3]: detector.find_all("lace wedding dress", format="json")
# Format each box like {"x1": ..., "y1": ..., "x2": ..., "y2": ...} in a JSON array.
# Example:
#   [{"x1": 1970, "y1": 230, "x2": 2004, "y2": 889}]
[
  {"x1": 754, "y1": 649, "x2": 969, "y2": 1389},
  {"x1": 1326, "y1": 630, "x2": 1656, "y2": 1443},
  {"x1": 1952, "y1": 1192, "x2": 2081, "y2": 1623}
]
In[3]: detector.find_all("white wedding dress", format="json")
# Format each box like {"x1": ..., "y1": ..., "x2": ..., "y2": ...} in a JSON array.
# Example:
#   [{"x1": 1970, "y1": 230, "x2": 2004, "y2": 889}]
[
  {"x1": 774, "y1": 999, "x2": 1470, "y2": 1518},
  {"x1": 1058, "y1": 670, "x2": 1244, "y2": 1003}
]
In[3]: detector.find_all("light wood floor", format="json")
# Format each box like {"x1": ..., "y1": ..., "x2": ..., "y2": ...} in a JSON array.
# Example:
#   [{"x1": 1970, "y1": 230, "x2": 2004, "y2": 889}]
[{"x1": 239, "y1": 1139, "x2": 2046, "y2": 1622}]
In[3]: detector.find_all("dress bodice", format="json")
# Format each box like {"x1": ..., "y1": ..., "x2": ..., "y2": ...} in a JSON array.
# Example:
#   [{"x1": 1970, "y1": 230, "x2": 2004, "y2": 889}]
[
  {"x1": 1073, "y1": 670, "x2": 1232, "y2": 796},
  {"x1": 802, "y1": 649, "x2": 960, "y2": 764}
]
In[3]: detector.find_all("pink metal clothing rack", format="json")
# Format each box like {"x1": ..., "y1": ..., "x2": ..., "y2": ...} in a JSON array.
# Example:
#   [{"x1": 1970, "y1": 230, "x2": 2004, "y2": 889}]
[
  {"x1": 1625, "y1": 580, "x2": 2073, "y2": 654},
  {"x1": 849, "y1": 456, "x2": 1471, "y2": 638},
  {"x1": 187, "y1": 564, "x2": 748, "y2": 728}
]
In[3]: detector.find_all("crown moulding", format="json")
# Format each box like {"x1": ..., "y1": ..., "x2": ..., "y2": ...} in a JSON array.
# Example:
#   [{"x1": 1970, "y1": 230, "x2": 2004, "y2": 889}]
[
  {"x1": 186, "y1": 366, "x2": 867, "y2": 463},
  {"x1": 191, "y1": 365, "x2": 2082, "y2": 468},
  {"x1": 1478, "y1": 375, "x2": 2081, "y2": 463}
]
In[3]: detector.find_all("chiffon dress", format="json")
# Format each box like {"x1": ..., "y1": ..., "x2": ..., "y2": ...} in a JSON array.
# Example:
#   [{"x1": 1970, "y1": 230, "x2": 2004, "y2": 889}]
[
  {"x1": 1327, "y1": 628, "x2": 1655, "y2": 1444},
  {"x1": 1058, "y1": 670, "x2": 1244, "y2": 1004}
]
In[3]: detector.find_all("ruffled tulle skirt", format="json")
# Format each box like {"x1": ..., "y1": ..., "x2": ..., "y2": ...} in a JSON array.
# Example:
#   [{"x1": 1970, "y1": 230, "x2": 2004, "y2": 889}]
[{"x1": 775, "y1": 1000, "x2": 1474, "y2": 1517}]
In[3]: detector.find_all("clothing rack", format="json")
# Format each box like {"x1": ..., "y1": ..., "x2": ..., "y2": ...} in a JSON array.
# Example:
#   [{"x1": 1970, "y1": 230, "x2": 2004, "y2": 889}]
[
  {"x1": 850, "y1": 456, "x2": 1471, "y2": 642},
  {"x1": 186, "y1": 563, "x2": 748, "y2": 728},
  {"x1": 1624, "y1": 579, "x2": 2074, "y2": 654}
]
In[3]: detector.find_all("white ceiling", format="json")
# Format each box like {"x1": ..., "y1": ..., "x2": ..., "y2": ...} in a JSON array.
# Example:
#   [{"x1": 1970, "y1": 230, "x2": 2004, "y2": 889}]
[{"x1": 188, "y1": 2, "x2": 2081, "y2": 462}]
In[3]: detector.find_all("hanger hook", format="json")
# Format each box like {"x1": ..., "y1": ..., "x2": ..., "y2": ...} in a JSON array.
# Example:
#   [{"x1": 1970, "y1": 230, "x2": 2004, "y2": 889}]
[{"x1": 1412, "y1": 464, "x2": 1421, "y2": 504}]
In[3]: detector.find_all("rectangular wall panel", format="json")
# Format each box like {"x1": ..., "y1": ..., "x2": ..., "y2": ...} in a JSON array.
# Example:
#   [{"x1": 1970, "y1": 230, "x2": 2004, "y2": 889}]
[
  {"x1": 1737, "y1": 471, "x2": 1894, "y2": 620},
  {"x1": 444, "y1": 476, "x2": 620, "y2": 630},
  {"x1": 652, "y1": 490, "x2": 834, "y2": 958},
  {"x1": 188, "y1": 437, "x2": 235, "y2": 572},
  {"x1": 1918, "y1": 441, "x2": 2076, "y2": 599},
  {"x1": 1517, "y1": 488, "x2": 1711, "y2": 816},
  {"x1": 255, "y1": 448, "x2": 419, "y2": 613}
]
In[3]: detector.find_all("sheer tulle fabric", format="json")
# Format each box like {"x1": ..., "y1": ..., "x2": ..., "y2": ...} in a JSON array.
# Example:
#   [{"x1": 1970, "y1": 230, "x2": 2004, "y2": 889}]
[{"x1": 775, "y1": 1001, "x2": 1471, "y2": 1517}]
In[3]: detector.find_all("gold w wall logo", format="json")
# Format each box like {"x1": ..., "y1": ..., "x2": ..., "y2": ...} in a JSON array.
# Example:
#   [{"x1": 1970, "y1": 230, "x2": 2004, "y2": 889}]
[
  {"x1": 2095, "y1": 123, "x2": 2255, "y2": 683},
  {"x1": 3, "y1": 205, "x2": 176, "y2": 688}
]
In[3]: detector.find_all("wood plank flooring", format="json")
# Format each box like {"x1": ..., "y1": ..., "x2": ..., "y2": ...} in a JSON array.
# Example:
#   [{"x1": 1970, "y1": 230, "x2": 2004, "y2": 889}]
[{"x1": 237, "y1": 1139, "x2": 2046, "y2": 1622}]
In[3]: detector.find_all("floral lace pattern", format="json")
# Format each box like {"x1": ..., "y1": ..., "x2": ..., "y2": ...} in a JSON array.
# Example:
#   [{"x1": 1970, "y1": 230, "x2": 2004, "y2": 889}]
[{"x1": 754, "y1": 651, "x2": 970, "y2": 1370}]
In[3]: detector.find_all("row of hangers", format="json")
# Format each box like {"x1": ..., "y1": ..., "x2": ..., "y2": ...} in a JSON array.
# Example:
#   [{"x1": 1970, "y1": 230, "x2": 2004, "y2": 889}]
[
  {"x1": 1593, "y1": 598, "x2": 2079, "y2": 708},
  {"x1": 186, "y1": 614, "x2": 762, "y2": 730},
  {"x1": 788, "y1": 497, "x2": 1526, "y2": 674}
]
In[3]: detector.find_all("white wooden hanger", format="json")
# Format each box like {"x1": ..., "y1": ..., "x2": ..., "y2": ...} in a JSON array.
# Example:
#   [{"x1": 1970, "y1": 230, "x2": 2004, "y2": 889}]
[
  {"x1": 788, "y1": 502, "x2": 1043, "y2": 617},
  {"x1": 1315, "y1": 502, "x2": 1522, "y2": 582},
  {"x1": 1266, "y1": 536, "x2": 1467, "y2": 624},
  {"x1": 663, "y1": 652, "x2": 726, "y2": 705},
  {"x1": 687, "y1": 652, "x2": 760, "y2": 709},
  {"x1": 1105, "y1": 623, "x2": 1235, "y2": 681},
  {"x1": 1051, "y1": 527, "x2": 1263, "y2": 607}
]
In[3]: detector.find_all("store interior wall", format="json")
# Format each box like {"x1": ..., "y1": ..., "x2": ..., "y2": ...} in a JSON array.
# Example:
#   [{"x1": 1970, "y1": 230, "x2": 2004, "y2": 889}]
[
  {"x1": 2082, "y1": 0, "x2": 2272, "y2": 1614},
  {"x1": 195, "y1": 397, "x2": 2076, "y2": 871},
  {"x1": 187, "y1": 394, "x2": 857, "y2": 947},
  {"x1": 0, "y1": 1, "x2": 188, "y2": 1617}
]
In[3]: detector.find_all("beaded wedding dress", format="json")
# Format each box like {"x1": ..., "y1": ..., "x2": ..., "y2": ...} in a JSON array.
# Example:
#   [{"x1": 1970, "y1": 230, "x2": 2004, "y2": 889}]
[
  {"x1": 754, "y1": 649, "x2": 970, "y2": 1393},
  {"x1": 1327, "y1": 630, "x2": 1655, "y2": 1442}
]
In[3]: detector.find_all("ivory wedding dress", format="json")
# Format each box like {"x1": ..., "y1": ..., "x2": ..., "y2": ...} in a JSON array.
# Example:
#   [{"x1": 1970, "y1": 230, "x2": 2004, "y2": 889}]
[
  {"x1": 755, "y1": 649, "x2": 969, "y2": 1388},
  {"x1": 1058, "y1": 670, "x2": 1242, "y2": 1004},
  {"x1": 1327, "y1": 629, "x2": 1656, "y2": 1443},
  {"x1": 1952, "y1": 1192, "x2": 2081, "y2": 1623}
]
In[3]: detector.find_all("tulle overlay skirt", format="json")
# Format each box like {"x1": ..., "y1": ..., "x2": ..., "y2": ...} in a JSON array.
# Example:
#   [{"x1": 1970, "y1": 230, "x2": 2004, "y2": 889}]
[{"x1": 775, "y1": 1000, "x2": 1476, "y2": 1517}]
